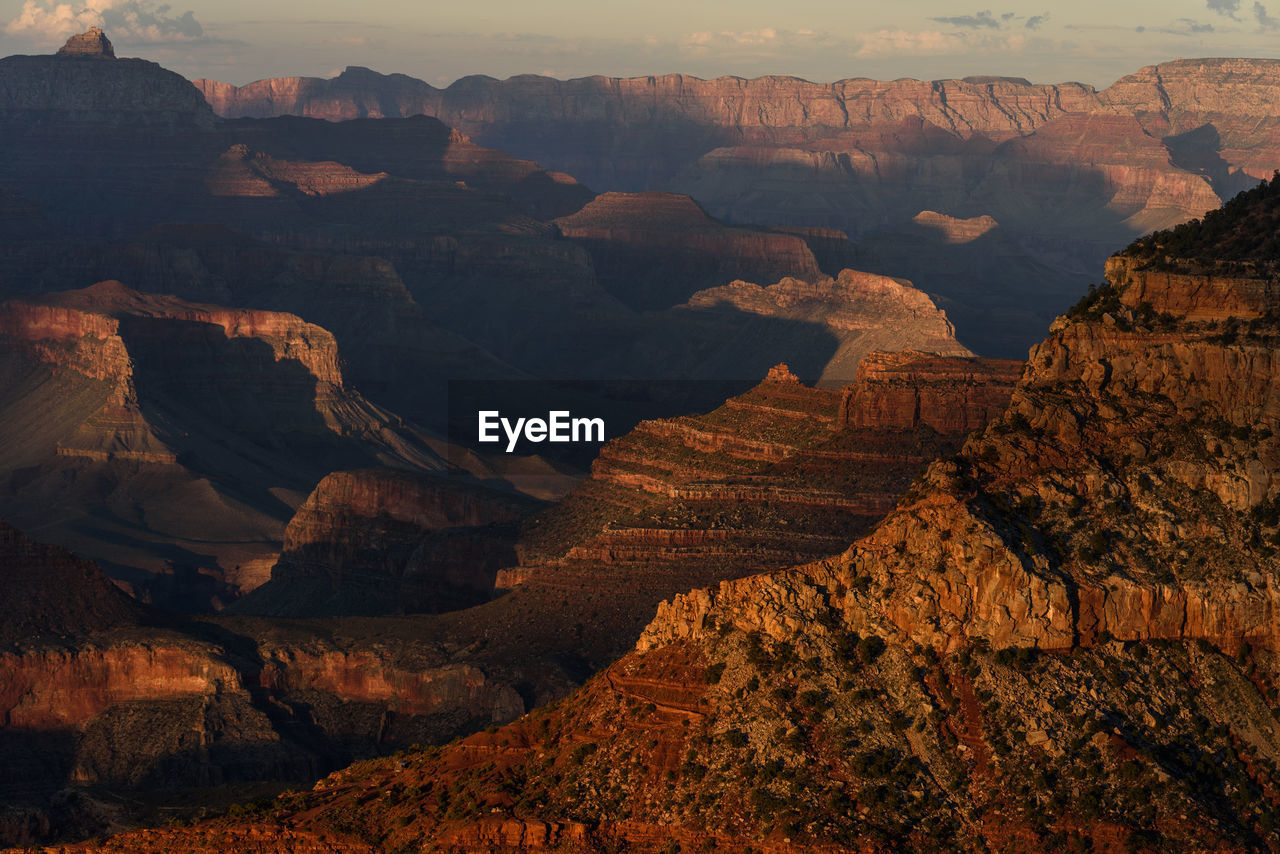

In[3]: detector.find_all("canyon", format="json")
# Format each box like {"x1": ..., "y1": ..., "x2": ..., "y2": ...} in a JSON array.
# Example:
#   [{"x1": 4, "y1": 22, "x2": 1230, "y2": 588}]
[
  {"x1": 0, "y1": 349, "x2": 1019, "y2": 848},
  {"x1": 0, "y1": 281, "x2": 444, "y2": 607},
  {"x1": 191, "y1": 59, "x2": 1280, "y2": 355},
  {"x1": 0, "y1": 35, "x2": 964, "y2": 596},
  {"x1": 13, "y1": 28, "x2": 1280, "y2": 853},
  {"x1": 99, "y1": 172, "x2": 1280, "y2": 853}
]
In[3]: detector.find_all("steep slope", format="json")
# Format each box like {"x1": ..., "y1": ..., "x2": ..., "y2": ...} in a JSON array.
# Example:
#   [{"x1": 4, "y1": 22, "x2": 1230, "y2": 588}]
[
  {"x1": 194, "y1": 61, "x2": 1280, "y2": 355},
  {"x1": 553, "y1": 192, "x2": 823, "y2": 310},
  {"x1": 130, "y1": 177, "x2": 1280, "y2": 852},
  {"x1": 632, "y1": 269, "x2": 972, "y2": 385},
  {"x1": 235, "y1": 469, "x2": 539, "y2": 617},
  {"x1": 0, "y1": 282, "x2": 443, "y2": 608},
  {"x1": 0, "y1": 518, "x2": 142, "y2": 644},
  {"x1": 0, "y1": 521, "x2": 529, "y2": 849}
]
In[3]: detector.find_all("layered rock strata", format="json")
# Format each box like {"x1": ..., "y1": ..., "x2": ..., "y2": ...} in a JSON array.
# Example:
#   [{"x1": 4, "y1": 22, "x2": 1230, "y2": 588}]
[
  {"x1": 0, "y1": 282, "x2": 443, "y2": 606},
  {"x1": 130, "y1": 178, "x2": 1280, "y2": 853},
  {"x1": 235, "y1": 469, "x2": 537, "y2": 616}
]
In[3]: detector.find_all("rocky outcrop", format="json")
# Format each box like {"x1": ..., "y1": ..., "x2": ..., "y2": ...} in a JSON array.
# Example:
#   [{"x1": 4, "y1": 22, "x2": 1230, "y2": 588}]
[
  {"x1": 253, "y1": 647, "x2": 523, "y2": 722},
  {"x1": 0, "y1": 32, "x2": 212, "y2": 126},
  {"x1": 235, "y1": 469, "x2": 536, "y2": 616},
  {"x1": 56, "y1": 27, "x2": 113, "y2": 59},
  {"x1": 0, "y1": 520, "x2": 142, "y2": 646},
  {"x1": 0, "y1": 642, "x2": 240, "y2": 731},
  {"x1": 0, "y1": 282, "x2": 444, "y2": 608},
  {"x1": 515, "y1": 358, "x2": 999, "y2": 584},
  {"x1": 672, "y1": 269, "x2": 971, "y2": 385},
  {"x1": 839, "y1": 350, "x2": 1023, "y2": 435},
  {"x1": 143, "y1": 178, "x2": 1280, "y2": 854},
  {"x1": 205, "y1": 144, "x2": 387, "y2": 198},
  {"x1": 910, "y1": 211, "x2": 999, "y2": 244},
  {"x1": 553, "y1": 191, "x2": 822, "y2": 309},
  {"x1": 1107, "y1": 254, "x2": 1280, "y2": 321}
]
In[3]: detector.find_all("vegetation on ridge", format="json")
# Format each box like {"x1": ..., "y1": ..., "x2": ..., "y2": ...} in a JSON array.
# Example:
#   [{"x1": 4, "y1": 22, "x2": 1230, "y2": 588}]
[{"x1": 1124, "y1": 171, "x2": 1280, "y2": 268}]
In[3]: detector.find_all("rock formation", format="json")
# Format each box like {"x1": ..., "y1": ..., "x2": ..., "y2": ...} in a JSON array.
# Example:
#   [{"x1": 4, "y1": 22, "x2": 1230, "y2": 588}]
[
  {"x1": 191, "y1": 60, "x2": 1280, "y2": 354},
  {"x1": 644, "y1": 269, "x2": 971, "y2": 385},
  {"x1": 516, "y1": 356, "x2": 1017, "y2": 579},
  {"x1": 838, "y1": 350, "x2": 1024, "y2": 435},
  {"x1": 235, "y1": 469, "x2": 537, "y2": 616},
  {"x1": 0, "y1": 516, "x2": 535, "y2": 848},
  {"x1": 553, "y1": 192, "x2": 823, "y2": 310},
  {"x1": 0, "y1": 282, "x2": 444, "y2": 607},
  {"x1": 118, "y1": 175, "x2": 1280, "y2": 853},
  {"x1": 55, "y1": 27, "x2": 114, "y2": 59},
  {"x1": 2, "y1": 31, "x2": 210, "y2": 126}
]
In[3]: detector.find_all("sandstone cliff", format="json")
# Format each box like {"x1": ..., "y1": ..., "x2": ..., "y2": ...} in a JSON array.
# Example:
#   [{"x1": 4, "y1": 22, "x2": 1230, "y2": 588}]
[
  {"x1": 553, "y1": 191, "x2": 823, "y2": 310},
  {"x1": 839, "y1": 350, "x2": 1024, "y2": 435},
  {"x1": 190, "y1": 59, "x2": 1280, "y2": 355},
  {"x1": 132, "y1": 176, "x2": 1280, "y2": 853},
  {"x1": 657, "y1": 268, "x2": 971, "y2": 385},
  {"x1": 1, "y1": 31, "x2": 212, "y2": 127},
  {"x1": 0, "y1": 282, "x2": 444, "y2": 608},
  {"x1": 235, "y1": 469, "x2": 536, "y2": 617}
]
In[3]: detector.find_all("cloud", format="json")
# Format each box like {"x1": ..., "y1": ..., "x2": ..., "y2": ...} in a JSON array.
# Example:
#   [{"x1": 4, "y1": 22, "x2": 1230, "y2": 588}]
[
  {"x1": 685, "y1": 28, "x2": 782, "y2": 48},
  {"x1": 1256, "y1": 1, "x2": 1280, "y2": 28},
  {"x1": 1026, "y1": 13, "x2": 1050, "y2": 30},
  {"x1": 856, "y1": 29, "x2": 966, "y2": 56},
  {"x1": 1207, "y1": 0, "x2": 1242, "y2": 18},
  {"x1": 930, "y1": 10, "x2": 1002, "y2": 29},
  {"x1": 1175, "y1": 17, "x2": 1215, "y2": 31},
  {"x1": 1129, "y1": 17, "x2": 1218, "y2": 36},
  {"x1": 5, "y1": 0, "x2": 204, "y2": 44}
]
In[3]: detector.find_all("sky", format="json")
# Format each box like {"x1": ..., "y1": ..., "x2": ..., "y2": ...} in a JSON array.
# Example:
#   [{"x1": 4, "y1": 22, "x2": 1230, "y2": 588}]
[{"x1": 1, "y1": 0, "x2": 1279, "y2": 88}]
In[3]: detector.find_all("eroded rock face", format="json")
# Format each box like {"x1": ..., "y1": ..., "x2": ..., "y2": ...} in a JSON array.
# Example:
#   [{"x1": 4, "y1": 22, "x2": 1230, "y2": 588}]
[
  {"x1": 0, "y1": 519, "x2": 532, "y2": 846},
  {"x1": 674, "y1": 269, "x2": 971, "y2": 385},
  {"x1": 195, "y1": 68, "x2": 1094, "y2": 145},
  {"x1": 190, "y1": 60, "x2": 1280, "y2": 356},
  {"x1": 143, "y1": 181, "x2": 1280, "y2": 854},
  {"x1": 513, "y1": 355, "x2": 1012, "y2": 603},
  {"x1": 236, "y1": 469, "x2": 536, "y2": 616},
  {"x1": 553, "y1": 191, "x2": 822, "y2": 310},
  {"x1": 0, "y1": 519, "x2": 141, "y2": 645},
  {"x1": 0, "y1": 282, "x2": 444, "y2": 607},
  {"x1": 839, "y1": 350, "x2": 1024, "y2": 435},
  {"x1": 56, "y1": 27, "x2": 114, "y2": 59}
]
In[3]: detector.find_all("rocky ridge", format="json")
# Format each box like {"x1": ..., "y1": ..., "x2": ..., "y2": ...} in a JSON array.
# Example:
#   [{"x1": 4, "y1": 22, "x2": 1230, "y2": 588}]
[
  {"x1": 668, "y1": 269, "x2": 971, "y2": 385},
  {"x1": 113, "y1": 177, "x2": 1280, "y2": 852},
  {"x1": 235, "y1": 469, "x2": 537, "y2": 616},
  {"x1": 553, "y1": 191, "x2": 823, "y2": 310},
  {"x1": 0, "y1": 281, "x2": 444, "y2": 606},
  {"x1": 190, "y1": 59, "x2": 1280, "y2": 355}
]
